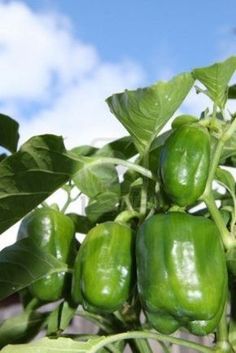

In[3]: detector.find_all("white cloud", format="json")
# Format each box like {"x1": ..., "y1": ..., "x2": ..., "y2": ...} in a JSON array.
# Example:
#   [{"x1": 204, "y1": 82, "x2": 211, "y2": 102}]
[
  {"x1": 0, "y1": 1, "x2": 98, "y2": 100},
  {"x1": 0, "y1": 1, "x2": 145, "y2": 248},
  {"x1": 21, "y1": 60, "x2": 145, "y2": 148},
  {"x1": 0, "y1": 1, "x2": 145, "y2": 149}
]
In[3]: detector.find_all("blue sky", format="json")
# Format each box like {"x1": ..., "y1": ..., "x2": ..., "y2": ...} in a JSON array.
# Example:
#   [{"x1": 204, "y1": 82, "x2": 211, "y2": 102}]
[
  {"x1": 0, "y1": 0, "x2": 236, "y2": 245},
  {"x1": 21, "y1": 0, "x2": 236, "y2": 82},
  {"x1": 0, "y1": 0, "x2": 235, "y2": 147}
]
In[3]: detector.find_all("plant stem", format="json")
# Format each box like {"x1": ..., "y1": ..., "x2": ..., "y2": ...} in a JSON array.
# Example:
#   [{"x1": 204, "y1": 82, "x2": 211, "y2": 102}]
[
  {"x1": 61, "y1": 188, "x2": 81, "y2": 214},
  {"x1": 139, "y1": 153, "x2": 150, "y2": 218},
  {"x1": 215, "y1": 304, "x2": 234, "y2": 353},
  {"x1": 100, "y1": 157, "x2": 155, "y2": 180},
  {"x1": 159, "y1": 341, "x2": 172, "y2": 353},
  {"x1": 203, "y1": 192, "x2": 236, "y2": 249},
  {"x1": 204, "y1": 116, "x2": 236, "y2": 197},
  {"x1": 115, "y1": 210, "x2": 141, "y2": 224},
  {"x1": 71, "y1": 155, "x2": 155, "y2": 180},
  {"x1": 89, "y1": 330, "x2": 213, "y2": 353},
  {"x1": 128, "y1": 337, "x2": 153, "y2": 353},
  {"x1": 203, "y1": 139, "x2": 224, "y2": 197},
  {"x1": 123, "y1": 195, "x2": 135, "y2": 211},
  {"x1": 76, "y1": 310, "x2": 114, "y2": 334},
  {"x1": 201, "y1": 116, "x2": 236, "y2": 250},
  {"x1": 221, "y1": 116, "x2": 236, "y2": 143}
]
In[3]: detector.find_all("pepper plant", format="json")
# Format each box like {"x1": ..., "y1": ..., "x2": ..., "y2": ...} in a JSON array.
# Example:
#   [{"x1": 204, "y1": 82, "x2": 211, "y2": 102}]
[{"x1": 0, "y1": 56, "x2": 236, "y2": 353}]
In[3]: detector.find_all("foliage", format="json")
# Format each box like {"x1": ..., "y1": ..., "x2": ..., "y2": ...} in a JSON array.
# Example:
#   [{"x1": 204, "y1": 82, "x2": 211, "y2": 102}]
[{"x1": 0, "y1": 56, "x2": 236, "y2": 353}]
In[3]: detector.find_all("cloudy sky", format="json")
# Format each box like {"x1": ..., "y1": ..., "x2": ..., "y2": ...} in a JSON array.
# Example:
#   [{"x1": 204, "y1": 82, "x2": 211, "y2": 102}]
[
  {"x1": 0, "y1": 0, "x2": 235, "y2": 148},
  {"x1": 0, "y1": 0, "x2": 236, "y2": 247}
]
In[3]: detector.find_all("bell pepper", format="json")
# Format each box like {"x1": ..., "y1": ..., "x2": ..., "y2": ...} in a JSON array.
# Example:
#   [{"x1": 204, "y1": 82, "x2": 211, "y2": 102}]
[
  {"x1": 136, "y1": 212, "x2": 227, "y2": 336},
  {"x1": 17, "y1": 207, "x2": 76, "y2": 302},
  {"x1": 171, "y1": 115, "x2": 198, "y2": 129},
  {"x1": 160, "y1": 124, "x2": 210, "y2": 206},
  {"x1": 71, "y1": 221, "x2": 134, "y2": 313}
]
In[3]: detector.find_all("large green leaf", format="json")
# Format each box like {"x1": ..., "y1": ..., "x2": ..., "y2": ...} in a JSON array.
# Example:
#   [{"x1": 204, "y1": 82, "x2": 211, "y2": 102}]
[
  {"x1": 86, "y1": 191, "x2": 119, "y2": 222},
  {"x1": 215, "y1": 167, "x2": 236, "y2": 231},
  {"x1": 1, "y1": 336, "x2": 105, "y2": 353},
  {"x1": 0, "y1": 311, "x2": 47, "y2": 348},
  {"x1": 71, "y1": 136, "x2": 137, "y2": 161},
  {"x1": 216, "y1": 167, "x2": 235, "y2": 195},
  {"x1": 72, "y1": 161, "x2": 120, "y2": 198},
  {"x1": 0, "y1": 114, "x2": 19, "y2": 153},
  {"x1": 0, "y1": 237, "x2": 67, "y2": 300},
  {"x1": 0, "y1": 135, "x2": 75, "y2": 234},
  {"x1": 97, "y1": 136, "x2": 137, "y2": 159},
  {"x1": 66, "y1": 213, "x2": 95, "y2": 234},
  {"x1": 70, "y1": 137, "x2": 135, "y2": 200},
  {"x1": 106, "y1": 73, "x2": 194, "y2": 154},
  {"x1": 70, "y1": 145, "x2": 98, "y2": 157},
  {"x1": 193, "y1": 56, "x2": 236, "y2": 108}
]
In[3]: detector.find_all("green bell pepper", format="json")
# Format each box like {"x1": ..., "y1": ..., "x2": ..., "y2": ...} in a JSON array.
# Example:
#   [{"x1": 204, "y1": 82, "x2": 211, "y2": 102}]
[
  {"x1": 136, "y1": 212, "x2": 227, "y2": 336},
  {"x1": 72, "y1": 221, "x2": 134, "y2": 313},
  {"x1": 171, "y1": 115, "x2": 198, "y2": 129},
  {"x1": 17, "y1": 207, "x2": 76, "y2": 302},
  {"x1": 160, "y1": 124, "x2": 210, "y2": 206}
]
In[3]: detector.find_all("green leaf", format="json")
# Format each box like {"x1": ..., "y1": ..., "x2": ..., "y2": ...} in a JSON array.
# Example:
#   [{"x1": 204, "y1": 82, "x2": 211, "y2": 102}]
[
  {"x1": 0, "y1": 311, "x2": 47, "y2": 348},
  {"x1": 1, "y1": 336, "x2": 106, "y2": 353},
  {"x1": 96, "y1": 136, "x2": 137, "y2": 159},
  {"x1": 66, "y1": 213, "x2": 94, "y2": 234},
  {"x1": 0, "y1": 114, "x2": 19, "y2": 153},
  {"x1": 215, "y1": 167, "x2": 236, "y2": 230},
  {"x1": 86, "y1": 191, "x2": 119, "y2": 222},
  {"x1": 0, "y1": 237, "x2": 67, "y2": 300},
  {"x1": 221, "y1": 131, "x2": 236, "y2": 162},
  {"x1": 72, "y1": 161, "x2": 120, "y2": 198},
  {"x1": 121, "y1": 169, "x2": 140, "y2": 195},
  {"x1": 70, "y1": 137, "x2": 137, "y2": 161},
  {"x1": 193, "y1": 56, "x2": 236, "y2": 108},
  {"x1": 69, "y1": 145, "x2": 98, "y2": 157},
  {"x1": 0, "y1": 134, "x2": 75, "y2": 234},
  {"x1": 215, "y1": 167, "x2": 235, "y2": 194},
  {"x1": 106, "y1": 73, "x2": 194, "y2": 154},
  {"x1": 228, "y1": 84, "x2": 236, "y2": 99},
  {"x1": 215, "y1": 167, "x2": 236, "y2": 207}
]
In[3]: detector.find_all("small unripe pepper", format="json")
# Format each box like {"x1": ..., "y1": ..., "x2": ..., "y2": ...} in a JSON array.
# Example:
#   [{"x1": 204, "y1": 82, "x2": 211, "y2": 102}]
[
  {"x1": 17, "y1": 207, "x2": 76, "y2": 302},
  {"x1": 71, "y1": 221, "x2": 135, "y2": 313},
  {"x1": 160, "y1": 124, "x2": 210, "y2": 206}
]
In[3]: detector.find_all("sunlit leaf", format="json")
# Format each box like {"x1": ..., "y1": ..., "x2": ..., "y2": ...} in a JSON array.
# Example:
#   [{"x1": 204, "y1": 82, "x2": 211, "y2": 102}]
[
  {"x1": 72, "y1": 161, "x2": 120, "y2": 198},
  {"x1": 193, "y1": 56, "x2": 236, "y2": 108},
  {"x1": 1, "y1": 336, "x2": 106, "y2": 353},
  {"x1": 0, "y1": 311, "x2": 47, "y2": 348},
  {"x1": 0, "y1": 135, "x2": 75, "y2": 234},
  {"x1": 106, "y1": 73, "x2": 194, "y2": 154},
  {"x1": 86, "y1": 191, "x2": 119, "y2": 222}
]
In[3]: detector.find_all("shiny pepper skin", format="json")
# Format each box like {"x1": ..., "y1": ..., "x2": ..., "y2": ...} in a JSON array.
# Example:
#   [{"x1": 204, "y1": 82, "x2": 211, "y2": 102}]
[
  {"x1": 72, "y1": 221, "x2": 134, "y2": 313},
  {"x1": 17, "y1": 207, "x2": 76, "y2": 302},
  {"x1": 160, "y1": 124, "x2": 210, "y2": 206},
  {"x1": 136, "y1": 212, "x2": 227, "y2": 336}
]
